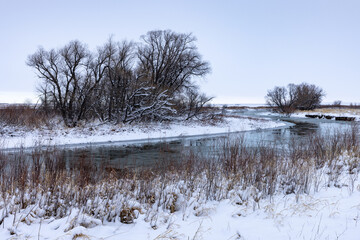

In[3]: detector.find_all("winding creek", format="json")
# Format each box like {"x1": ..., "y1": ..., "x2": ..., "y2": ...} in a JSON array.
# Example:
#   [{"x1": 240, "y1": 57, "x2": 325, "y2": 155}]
[
  {"x1": 3, "y1": 109, "x2": 357, "y2": 169},
  {"x1": 52, "y1": 109, "x2": 357, "y2": 168}
]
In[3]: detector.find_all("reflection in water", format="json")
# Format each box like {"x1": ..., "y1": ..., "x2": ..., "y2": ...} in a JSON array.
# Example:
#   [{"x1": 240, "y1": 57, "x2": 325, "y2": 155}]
[
  {"x1": 286, "y1": 120, "x2": 318, "y2": 136},
  {"x1": 62, "y1": 141, "x2": 184, "y2": 169}
]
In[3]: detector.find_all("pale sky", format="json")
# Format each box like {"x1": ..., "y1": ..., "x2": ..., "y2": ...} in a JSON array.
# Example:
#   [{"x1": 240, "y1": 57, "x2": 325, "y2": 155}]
[{"x1": 1, "y1": 0, "x2": 360, "y2": 104}]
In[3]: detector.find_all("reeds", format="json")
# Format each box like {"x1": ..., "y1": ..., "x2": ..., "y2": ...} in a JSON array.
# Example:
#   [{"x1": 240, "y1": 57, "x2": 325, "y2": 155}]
[
  {"x1": 0, "y1": 124, "x2": 359, "y2": 229},
  {"x1": 0, "y1": 104, "x2": 56, "y2": 129}
]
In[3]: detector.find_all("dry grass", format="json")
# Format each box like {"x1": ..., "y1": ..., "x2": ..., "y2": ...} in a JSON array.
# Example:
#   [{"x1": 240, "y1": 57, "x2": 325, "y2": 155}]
[
  {"x1": 0, "y1": 124, "x2": 359, "y2": 231},
  {"x1": 0, "y1": 104, "x2": 224, "y2": 130},
  {"x1": 0, "y1": 104, "x2": 57, "y2": 129}
]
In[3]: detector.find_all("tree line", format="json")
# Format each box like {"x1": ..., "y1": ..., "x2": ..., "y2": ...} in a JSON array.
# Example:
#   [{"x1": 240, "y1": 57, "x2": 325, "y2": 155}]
[{"x1": 27, "y1": 30, "x2": 211, "y2": 127}]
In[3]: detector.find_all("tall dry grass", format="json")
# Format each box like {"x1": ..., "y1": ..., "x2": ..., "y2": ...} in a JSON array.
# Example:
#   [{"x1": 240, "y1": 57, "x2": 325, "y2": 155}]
[
  {"x1": 0, "y1": 124, "x2": 359, "y2": 230},
  {"x1": 0, "y1": 104, "x2": 57, "y2": 128}
]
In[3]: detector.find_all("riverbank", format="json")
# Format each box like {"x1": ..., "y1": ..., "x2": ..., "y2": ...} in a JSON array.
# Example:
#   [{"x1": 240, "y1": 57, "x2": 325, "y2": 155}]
[
  {"x1": 2, "y1": 183, "x2": 358, "y2": 239},
  {"x1": 292, "y1": 108, "x2": 360, "y2": 121},
  {"x1": 0, "y1": 116, "x2": 285, "y2": 149},
  {"x1": 0, "y1": 127, "x2": 359, "y2": 239},
  {"x1": 244, "y1": 107, "x2": 360, "y2": 122}
]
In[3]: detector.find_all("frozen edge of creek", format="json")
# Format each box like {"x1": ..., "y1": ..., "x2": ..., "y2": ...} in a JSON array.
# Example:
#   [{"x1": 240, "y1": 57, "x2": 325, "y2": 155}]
[{"x1": 0, "y1": 116, "x2": 290, "y2": 151}]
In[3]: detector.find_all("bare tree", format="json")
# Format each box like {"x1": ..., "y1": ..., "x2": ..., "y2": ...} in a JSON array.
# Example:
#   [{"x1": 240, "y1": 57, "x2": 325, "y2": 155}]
[
  {"x1": 90, "y1": 39, "x2": 136, "y2": 123},
  {"x1": 135, "y1": 30, "x2": 211, "y2": 121},
  {"x1": 333, "y1": 100, "x2": 342, "y2": 107},
  {"x1": 176, "y1": 86, "x2": 213, "y2": 120},
  {"x1": 91, "y1": 38, "x2": 177, "y2": 123},
  {"x1": 28, "y1": 30, "x2": 212, "y2": 126},
  {"x1": 266, "y1": 83, "x2": 325, "y2": 114},
  {"x1": 27, "y1": 40, "x2": 106, "y2": 127},
  {"x1": 137, "y1": 30, "x2": 210, "y2": 95},
  {"x1": 294, "y1": 83, "x2": 324, "y2": 110},
  {"x1": 266, "y1": 84, "x2": 297, "y2": 115}
]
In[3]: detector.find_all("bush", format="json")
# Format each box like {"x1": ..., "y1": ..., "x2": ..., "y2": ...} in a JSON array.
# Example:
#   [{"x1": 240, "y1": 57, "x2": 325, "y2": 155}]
[{"x1": 266, "y1": 82, "x2": 325, "y2": 114}]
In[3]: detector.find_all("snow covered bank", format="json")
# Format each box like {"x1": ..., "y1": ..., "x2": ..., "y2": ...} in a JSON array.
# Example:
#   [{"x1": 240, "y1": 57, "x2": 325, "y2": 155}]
[
  {"x1": 0, "y1": 128, "x2": 359, "y2": 239},
  {"x1": 0, "y1": 116, "x2": 285, "y2": 149},
  {"x1": 2, "y1": 185, "x2": 359, "y2": 239},
  {"x1": 248, "y1": 108, "x2": 360, "y2": 121},
  {"x1": 292, "y1": 109, "x2": 360, "y2": 121}
]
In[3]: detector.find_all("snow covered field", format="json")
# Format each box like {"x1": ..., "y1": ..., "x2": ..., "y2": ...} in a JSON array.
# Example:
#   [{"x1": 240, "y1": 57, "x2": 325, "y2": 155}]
[
  {"x1": 1, "y1": 163, "x2": 359, "y2": 240},
  {"x1": 0, "y1": 116, "x2": 285, "y2": 149},
  {"x1": 6, "y1": 188, "x2": 360, "y2": 239}
]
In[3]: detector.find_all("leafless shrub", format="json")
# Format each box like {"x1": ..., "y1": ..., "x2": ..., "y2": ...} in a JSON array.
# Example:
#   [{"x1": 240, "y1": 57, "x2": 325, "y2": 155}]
[
  {"x1": 266, "y1": 82, "x2": 325, "y2": 114},
  {"x1": 333, "y1": 100, "x2": 342, "y2": 107},
  {"x1": 266, "y1": 84, "x2": 297, "y2": 115},
  {"x1": 295, "y1": 83, "x2": 324, "y2": 110}
]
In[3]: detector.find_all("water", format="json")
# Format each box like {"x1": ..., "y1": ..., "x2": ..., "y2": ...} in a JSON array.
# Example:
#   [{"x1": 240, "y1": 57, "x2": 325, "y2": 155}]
[
  {"x1": 55, "y1": 109, "x2": 356, "y2": 168},
  {"x1": 232, "y1": 109, "x2": 352, "y2": 145}
]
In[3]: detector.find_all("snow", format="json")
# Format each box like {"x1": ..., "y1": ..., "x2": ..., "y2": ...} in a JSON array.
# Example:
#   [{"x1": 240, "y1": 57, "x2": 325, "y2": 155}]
[
  {"x1": 292, "y1": 111, "x2": 360, "y2": 121},
  {"x1": 0, "y1": 117, "x2": 285, "y2": 149},
  {"x1": 1, "y1": 112, "x2": 359, "y2": 239},
  {"x1": 250, "y1": 108, "x2": 360, "y2": 121},
  {"x1": 1, "y1": 183, "x2": 359, "y2": 239}
]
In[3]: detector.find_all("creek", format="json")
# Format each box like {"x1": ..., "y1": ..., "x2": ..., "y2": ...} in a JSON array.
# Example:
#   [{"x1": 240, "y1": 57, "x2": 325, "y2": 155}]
[{"x1": 56, "y1": 109, "x2": 355, "y2": 168}]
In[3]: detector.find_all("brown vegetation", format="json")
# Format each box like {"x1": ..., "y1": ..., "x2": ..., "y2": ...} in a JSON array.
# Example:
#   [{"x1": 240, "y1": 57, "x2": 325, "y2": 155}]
[
  {"x1": 0, "y1": 123, "x2": 359, "y2": 230},
  {"x1": 0, "y1": 104, "x2": 56, "y2": 128}
]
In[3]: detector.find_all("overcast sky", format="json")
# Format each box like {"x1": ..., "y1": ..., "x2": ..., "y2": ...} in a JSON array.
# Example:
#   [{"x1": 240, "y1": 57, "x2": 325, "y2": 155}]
[{"x1": 1, "y1": 0, "x2": 360, "y2": 104}]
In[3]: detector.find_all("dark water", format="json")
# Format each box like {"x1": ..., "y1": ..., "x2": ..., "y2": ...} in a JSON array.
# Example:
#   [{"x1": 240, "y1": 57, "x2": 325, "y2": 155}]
[{"x1": 56, "y1": 109, "x2": 355, "y2": 168}]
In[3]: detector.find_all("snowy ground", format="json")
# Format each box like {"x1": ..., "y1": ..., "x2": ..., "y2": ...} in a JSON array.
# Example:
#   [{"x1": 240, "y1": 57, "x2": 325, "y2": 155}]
[
  {"x1": 249, "y1": 108, "x2": 360, "y2": 121},
  {"x1": 1, "y1": 112, "x2": 359, "y2": 239},
  {"x1": 292, "y1": 108, "x2": 360, "y2": 121},
  {"x1": 0, "y1": 116, "x2": 285, "y2": 149},
  {"x1": 1, "y1": 181, "x2": 359, "y2": 239}
]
